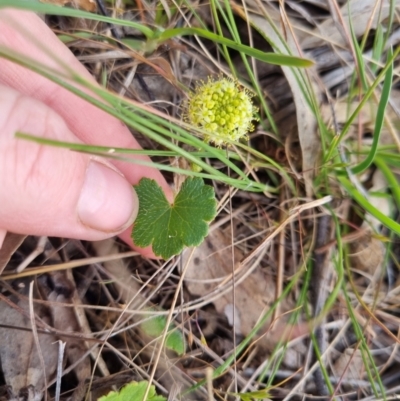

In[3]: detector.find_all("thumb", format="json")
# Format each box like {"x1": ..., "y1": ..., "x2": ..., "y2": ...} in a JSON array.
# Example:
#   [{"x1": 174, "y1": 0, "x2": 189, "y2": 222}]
[{"x1": 0, "y1": 85, "x2": 138, "y2": 240}]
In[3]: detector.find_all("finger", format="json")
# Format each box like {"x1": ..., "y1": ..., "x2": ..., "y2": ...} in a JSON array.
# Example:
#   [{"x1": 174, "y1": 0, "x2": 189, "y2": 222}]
[
  {"x1": 0, "y1": 84, "x2": 138, "y2": 240},
  {"x1": 118, "y1": 229, "x2": 158, "y2": 259},
  {"x1": 0, "y1": 230, "x2": 6, "y2": 249},
  {"x1": 0, "y1": 10, "x2": 173, "y2": 200}
]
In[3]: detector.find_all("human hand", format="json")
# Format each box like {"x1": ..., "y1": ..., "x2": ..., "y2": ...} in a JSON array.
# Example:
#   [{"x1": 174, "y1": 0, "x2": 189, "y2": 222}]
[{"x1": 0, "y1": 9, "x2": 172, "y2": 258}]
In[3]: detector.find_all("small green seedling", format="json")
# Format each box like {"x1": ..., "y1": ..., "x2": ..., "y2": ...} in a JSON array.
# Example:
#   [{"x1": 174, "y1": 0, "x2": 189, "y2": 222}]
[
  {"x1": 132, "y1": 177, "x2": 217, "y2": 259},
  {"x1": 99, "y1": 381, "x2": 166, "y2": 401},
  {"x1": 141, "y1": 311, "x2": 185, "y2": 355}
]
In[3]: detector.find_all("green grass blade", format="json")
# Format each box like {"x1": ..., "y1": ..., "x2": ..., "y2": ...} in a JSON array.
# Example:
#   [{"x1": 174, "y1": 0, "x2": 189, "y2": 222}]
[
  {"x1": 343, "y1": 257, "x2": 388, "y2": 399},
  {"x1": 319, "y1": 209, "x2": 344, "y2": 317},
  {"x1": 0, "y1": 0, "x2": 154, "y2": 38},
  {"x1": 209, "y1": 0, "x2": 236, "y2": 74},
  {"x1": 338, "y1": 176, "x2": 400, "y2": 235},
  {"x1": 351, "y1": 48, "x2": 394, "y2": 174},
  {"x1": 348, "y1": 7, "x2": 368, "y2": 90},
  {"x1": 342, "y1": 287, "x2": 383, "y2": 399},
  {"x1": 374, "y1": 155, "x2": 400, "y2": 212},
  {"x1": 384, "y1": 0, "x2": 396, "y2": 45},
  {"x1": 371, "y1": 24, "x2": 384, "y2": 74},
  {"x1": 156, "y1": 28, "x2": 313, "y2": 67},
  {"x1": 262, "y1": 264, "x2": 309, "y2": 386},
  {"x1": 0, "y1": 44, "x2": 273, "y2": 192},
  {"x1": 325, "y1": 46, "x2": 400, "y2": 163},
  {"x1": 14, "y1": 133, "x2": 244, "y2": 160},
  {"x1": 16, "y1": 132, "x2": 269, "y2": 188}
]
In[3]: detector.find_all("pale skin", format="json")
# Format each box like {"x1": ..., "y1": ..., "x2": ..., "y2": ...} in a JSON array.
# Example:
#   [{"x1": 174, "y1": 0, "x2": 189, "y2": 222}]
[{"x1": 0, "y1": 9, "x2": 173, "y2": 258}]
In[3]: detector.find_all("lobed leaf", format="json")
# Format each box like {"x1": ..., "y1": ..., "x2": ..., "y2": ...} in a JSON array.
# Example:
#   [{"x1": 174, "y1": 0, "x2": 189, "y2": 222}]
[{"x1": 132, "y1": 177, "x2": 217, "y2": 259}]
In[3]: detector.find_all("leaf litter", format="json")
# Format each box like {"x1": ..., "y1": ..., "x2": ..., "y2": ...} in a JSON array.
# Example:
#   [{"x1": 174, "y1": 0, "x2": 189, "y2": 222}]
[{"x1": 1, "y1": 0, "x2": 400, "y2": 400}]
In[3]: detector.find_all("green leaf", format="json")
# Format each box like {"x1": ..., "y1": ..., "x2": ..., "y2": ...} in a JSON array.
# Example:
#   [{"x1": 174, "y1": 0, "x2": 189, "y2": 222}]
[
  {"x1": 338, "y1": 175, "x2": 400, "y2": 235},
  {"x1": 132, "y1": 177, "x2": 217, "y2": 259},
  {"x1": 141, "y1": 312, "x2": 186, "y2": 355},
  {"x1": 351, "y1": 47, "x2": 394, "y2": 174},
  {"x1": 98, "y1": 381, "x2": 166, "y2": 401},
  {"x1": 156, "y1": 28, "x2": 314, "y2": 67}
]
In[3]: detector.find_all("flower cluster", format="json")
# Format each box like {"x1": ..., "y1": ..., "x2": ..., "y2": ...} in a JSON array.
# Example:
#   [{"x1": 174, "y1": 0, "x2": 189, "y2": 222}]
[{"x1": 186, "y1": 77, "x2": 258, "y2": 146}]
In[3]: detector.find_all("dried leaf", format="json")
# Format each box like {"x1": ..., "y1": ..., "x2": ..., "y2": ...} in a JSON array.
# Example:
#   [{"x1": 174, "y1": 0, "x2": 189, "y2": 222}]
[
  {"x1": 301, "y1": 0, "x2": 392, "y2": 49},
  {"x1": 147, "y1": 56, "x2": 181, "y2": 87},
  {"x1": 43, "y1": 271, "x2": 91, "y2": 383},
  {"x1": 0, "y1": 280, "x2": 58, "y2": 399},
  {"x1": 0, "y1": 233, "x2": 26, "y2": 274},
  {"x1": 183, "y1": 230, "x2": 292, "y2": 350},
  {"x1": 349, "y1": 230, "x2": 385, "y2": 275},
  {"x1": 332, "y1": 348, "x2": 365, "y2": 384},
  {"x1": 321, "y1": 99, "x2": 375, "y2": 140}
]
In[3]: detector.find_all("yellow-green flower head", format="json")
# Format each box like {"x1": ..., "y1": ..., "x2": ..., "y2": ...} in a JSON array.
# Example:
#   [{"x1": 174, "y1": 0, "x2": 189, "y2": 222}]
[{"x1": 187, "y1": 77, "x2": 258, "y2": 146}]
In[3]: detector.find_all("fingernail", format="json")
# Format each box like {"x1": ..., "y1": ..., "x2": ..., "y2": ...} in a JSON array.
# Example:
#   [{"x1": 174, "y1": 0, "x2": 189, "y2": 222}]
[{"x1": 78, "y1": 161, "x2": 138, "y2": 232}]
